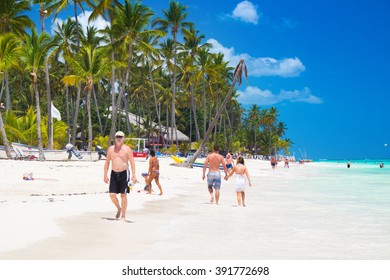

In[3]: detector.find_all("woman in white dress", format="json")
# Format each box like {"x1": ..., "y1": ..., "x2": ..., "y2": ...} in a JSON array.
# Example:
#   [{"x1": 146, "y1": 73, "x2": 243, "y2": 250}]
[{"x1": 226, "y1": 156, "x2": 252, "y2": 206}]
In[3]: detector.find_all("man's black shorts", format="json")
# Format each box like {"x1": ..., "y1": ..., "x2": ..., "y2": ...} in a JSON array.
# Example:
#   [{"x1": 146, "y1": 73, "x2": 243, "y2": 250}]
[{"x1": 109, "y1": 170, "x2": 129, "y2": 194}]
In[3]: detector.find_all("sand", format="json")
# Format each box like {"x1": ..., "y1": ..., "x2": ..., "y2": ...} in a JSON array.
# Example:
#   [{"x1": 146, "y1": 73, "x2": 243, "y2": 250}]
[{"x1": 1, "y1": 157, "x2": 390, "y2": 260}]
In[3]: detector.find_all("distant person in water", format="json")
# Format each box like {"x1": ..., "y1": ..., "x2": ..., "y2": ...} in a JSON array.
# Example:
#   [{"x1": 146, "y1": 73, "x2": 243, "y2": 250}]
[
  {"x1": 147, "y1": 150, "x2": 163, "y2": 195},
  {"x1": 347, "y1": 161, "x2": 351, "y2": 168},
  {"x1": 202, "y1": 144, "x2": 228, "y2": 205},
  {"x1": 380, "y1": 163, "x2": 384, "y2": 168},
  {"x1": 226, "y1": 155, "x2": 252, "y2": 207},
  {"x1": 104, "y1": 131, "x2": 137, "y2": 221}
]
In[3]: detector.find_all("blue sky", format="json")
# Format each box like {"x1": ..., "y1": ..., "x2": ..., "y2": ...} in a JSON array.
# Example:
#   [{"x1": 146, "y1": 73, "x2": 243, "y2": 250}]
[{"x1": 30, "y1": 0, "x2": 390, "y2": 160}]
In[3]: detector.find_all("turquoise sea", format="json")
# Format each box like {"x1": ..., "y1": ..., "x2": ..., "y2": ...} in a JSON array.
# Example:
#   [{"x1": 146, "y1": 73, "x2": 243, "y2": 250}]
[
  {"x1": 250, "y1": 159, "x2": 390, "y2": 258},
  {"x1": 298, "y1": 159, "x2": 390, "y2": 210}
]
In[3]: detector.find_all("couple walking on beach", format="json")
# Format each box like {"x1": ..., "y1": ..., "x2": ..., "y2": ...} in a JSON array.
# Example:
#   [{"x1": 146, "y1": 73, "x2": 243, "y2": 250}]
[{"x1": 202, "y1": 144, "x2": 252, "y2": 206}]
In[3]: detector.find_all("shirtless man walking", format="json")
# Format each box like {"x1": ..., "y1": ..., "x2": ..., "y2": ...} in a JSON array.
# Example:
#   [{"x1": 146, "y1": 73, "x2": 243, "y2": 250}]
[
  {"x1": 202, "y1": 144, "x2": 228, "y2": 205},
  {"x1": 104, "y1": 131, "x2": 137, "y2": 221}
]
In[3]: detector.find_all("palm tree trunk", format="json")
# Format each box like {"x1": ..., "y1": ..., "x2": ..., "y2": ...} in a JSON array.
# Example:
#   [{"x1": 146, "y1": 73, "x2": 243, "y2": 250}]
[
  {"x1": 0, "y1": 111, "x2": 12, "y2": 158},
  {"x1": 172, "y1": 33, "x2": 178, "y2": 146},
  {"x1": 0, "y1": 76, "x2": 4, "y2": 101},
  {"x1": 225, "y1": 107, "x2": 232, "y2": 150},
  {"x1": 150, "y1": 72, "x2": 165, "y2": 147},
  {"x1": 190, "y1": 85, "x2": 200, "y2": 141},
  {"x1": 71, "y1": 84, "x2": 81, "y2": 144},
  {"x1": 87, "y1": 88, "x2": 92, "y2": 151},
  {"x1": 109, "y1": 46, "x2": 132, "y2": 142},
  {"x1": 123, "y1": 94, "x2": 132, "y2": 134},
  {"x1": 92, "y1": 85, "x2": 103, "y2": 135},
  {"x1": 33, "y1": 80, "x2": 45, "y2": 161},
  {"x1": 45, "y1": 61, "x2": 53, "y2": 149},
  {"x1": 202, "y1": 76, "x2": 206, "y2": 140},
  {"x1": 166, "y1": 105, "x2": 169, "y2": 145},
  {"x1": 5, "y1": 71, "x2": 11, "y2": 110},
  {"x1": 65, "y1": 85, "x2": 70, "y2": 143}
]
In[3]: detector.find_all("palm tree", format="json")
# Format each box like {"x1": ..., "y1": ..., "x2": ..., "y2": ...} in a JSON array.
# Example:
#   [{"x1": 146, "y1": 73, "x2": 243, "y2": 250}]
[
  {"x1": 153, "y1": 0, "x2": 193, "y2": 145},
  {"x1": 46, "y1": 0, "x2": 95, "y2": 46},
  {"x1": 264, "y1": 107, "x2": 279, "y2": 156},
  {"x1": 196, "y1": 48, "x2": 214, "y2": 139},
  {"x1": 137, "y1": 32, "x2": 166, "y2": 147},
  {"x1": 33, "y1": 0, "x2": 57, "y2": 149},
  {"x1": 21, "y1": 28, "x2": 56, "y2": 160},
  {"x1": 182, "y1": 60, "x2": 247, "y2": 167},
  {"x1": 248, "y1": 104, "x2": 262, "y2": 157},
  {"x1": 53, "y1": 17, "x2": 78, "y2": 142},
  {"x1": 0, "y1": 0, "x2": 34, "y2": 111},
  {"x1": 47, "y1": 0, "x2": 96, "y2": 145},
  {"x1": 62, "y1": 45, "x2": 111, "y2": 150},
  {"x1": 182, "y1": 27, "x2": 210, "y2": 142},
  {"x1": 107, "y1": 0, "x2": 163, "y2": 144},
  {"x1": 89, "y1": 0, "x2": 122, "y2": 144},
  {"x1": 0, "y1": 0, "x2": 34, "y2": 36},
  {"x1": 0, "y1": 33, "x2": 22, "y2": 158}
]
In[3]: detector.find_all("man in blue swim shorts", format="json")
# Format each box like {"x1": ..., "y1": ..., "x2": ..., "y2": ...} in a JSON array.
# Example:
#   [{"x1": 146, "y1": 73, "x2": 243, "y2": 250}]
[{"x1": 202, "y1": 144, "x2": 228, "y2": 205}]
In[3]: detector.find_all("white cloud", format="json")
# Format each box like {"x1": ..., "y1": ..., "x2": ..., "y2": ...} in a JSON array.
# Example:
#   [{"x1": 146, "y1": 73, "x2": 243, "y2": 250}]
[
  {"x1": 207, "y1": 38, "x2": 305, "y2": 77},
  {"x1": 231, "y1": 1, "x2": 259, "y2": 25},
  {"x1": 51, "y1": 10, "x2": 110, "y2": 36},
  {"x1": 237, "y1": 86, "x2": 323, "y2": 105}
]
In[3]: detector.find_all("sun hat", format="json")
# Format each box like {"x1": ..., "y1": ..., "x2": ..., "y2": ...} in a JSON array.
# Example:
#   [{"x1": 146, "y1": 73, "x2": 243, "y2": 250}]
[{"x1": 115, "y1": 131, "x2": 124, "y2": 137}]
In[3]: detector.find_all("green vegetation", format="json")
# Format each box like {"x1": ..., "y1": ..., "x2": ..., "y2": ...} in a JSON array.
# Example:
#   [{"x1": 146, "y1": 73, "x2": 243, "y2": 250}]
[{"x1": 0, "y1": 0, "x2": 293, "y2": 160}]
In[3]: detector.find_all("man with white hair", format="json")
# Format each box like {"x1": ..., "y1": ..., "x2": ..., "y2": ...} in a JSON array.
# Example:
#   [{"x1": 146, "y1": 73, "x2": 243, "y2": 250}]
[{"x1": 104, "y1": 131, "x2": 137, "y2": 221}]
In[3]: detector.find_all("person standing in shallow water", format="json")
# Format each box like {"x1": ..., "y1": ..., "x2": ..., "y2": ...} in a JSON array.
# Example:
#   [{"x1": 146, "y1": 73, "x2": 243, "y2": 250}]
[
  {"x1": 226, "y1": 155, "x2": 252, "y2": 207},
  {"x1": 147, "y1": 150, "x2": 163, "y2": 195},
  {"x1": 202, "y1": 144, "x2": 228, "y2": 205},
  {"x1": 104, "y1": 131, "x2": 137, "y2": 221}
]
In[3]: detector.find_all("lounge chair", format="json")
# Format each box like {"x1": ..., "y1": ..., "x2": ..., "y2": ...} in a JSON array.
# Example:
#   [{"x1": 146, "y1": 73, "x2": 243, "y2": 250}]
[{"x1": 12, "y1": 145, "x2": 29, "y2": 160}]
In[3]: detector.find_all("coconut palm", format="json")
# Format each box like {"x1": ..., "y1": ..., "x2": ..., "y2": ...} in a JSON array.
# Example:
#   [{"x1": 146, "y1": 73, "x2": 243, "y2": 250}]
[
  {"x1": 153, "y1": 0, "x2": 193, "y2": 145},
  {"x1": 0, "y1": 0, "x2": 34, "y2": 36},
  {"x1": 137, "y1": 32, "x2": 166, "y2": 147},
  {"x1": 107, "y1": 0, "x2": 163, "y2": 144},
  {"x1": 248, "y1": 104, "x2": 262, "y2": 157},
  {"x1": 52, "y1": 18, "x2": 78, "y2": 142},
  {"x1": 195, "y1": 48, "x2": 217, "y2": 140},
  {"x1": 182, "y1": 60, "x2": 247, "y2": 167},
  {"x1": 62, "y1": 44, "x2": 111, "y2": 150},
  {"x1": 33, "y1": 0, "x2": 58, "y2": 149},
  {"x1": 0, "y1": 33, "x2": 22, "y2": 157},
  {"x1": 89, "y1": 0, "x2": 122, "y2": 144},
  {"x1": 0, "y1": 0, "x2": 34, "y2": 111},
  {"x1": 21, "y1": 28, "x2": 56, "y2": 160},
  {"x1": 47, "y1": 0, "x2": 96, "y2": 145},
  {"x1": 182, "y1": 27, "x2": 210, "y2": 142},
  {"x1": 46, "y1": 0, "x2": 95, "y2": 45}
]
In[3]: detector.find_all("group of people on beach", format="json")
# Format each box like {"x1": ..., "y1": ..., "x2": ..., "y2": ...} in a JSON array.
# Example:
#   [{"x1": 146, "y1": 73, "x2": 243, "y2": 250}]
[{"x1": 103, "y1": 131, "x2": 252, "y2": 221}]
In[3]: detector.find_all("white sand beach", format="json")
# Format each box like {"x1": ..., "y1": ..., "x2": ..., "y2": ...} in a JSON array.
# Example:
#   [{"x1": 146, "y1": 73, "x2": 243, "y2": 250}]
[{"x1": 1, "y1": 158, "x2": 390, "y2": 260}]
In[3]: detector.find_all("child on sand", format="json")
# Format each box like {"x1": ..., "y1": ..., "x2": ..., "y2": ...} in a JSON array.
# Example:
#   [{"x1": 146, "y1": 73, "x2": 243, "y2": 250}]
[
  {"x1": 225, "y1": 152, "x2": 234, "y2": 171},
  {"x1": 141, "y1": 172, "x2": 150, "y2": 191},
  {"x1": 226, "y1": 156, "x2": 252, "y2": 207}
]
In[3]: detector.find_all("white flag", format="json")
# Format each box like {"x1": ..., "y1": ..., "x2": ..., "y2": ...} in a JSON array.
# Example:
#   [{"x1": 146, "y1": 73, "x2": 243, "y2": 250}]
[{"x1": 51, "y1": 102, "x2": 61, "y2": 121}]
